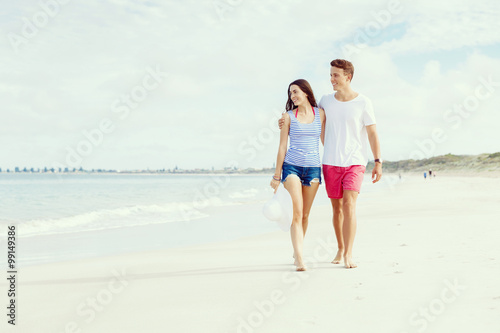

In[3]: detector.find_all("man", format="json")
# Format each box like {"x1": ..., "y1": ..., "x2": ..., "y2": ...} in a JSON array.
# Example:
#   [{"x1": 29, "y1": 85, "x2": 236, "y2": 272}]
[{"x1": 280, "y1": 59, "x2": 382, "y2": 268}]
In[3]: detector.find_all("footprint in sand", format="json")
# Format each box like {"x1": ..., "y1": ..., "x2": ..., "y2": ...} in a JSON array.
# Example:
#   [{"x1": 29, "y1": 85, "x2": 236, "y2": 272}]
[{"x1": 391, "y1": 262, "x2": 402, "y2": 273}]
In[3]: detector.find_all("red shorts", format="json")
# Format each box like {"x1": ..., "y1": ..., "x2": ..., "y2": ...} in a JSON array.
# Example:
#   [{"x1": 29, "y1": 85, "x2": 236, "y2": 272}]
[{"x1": 323, "y1": 165, "x2": 366, "y2": 199}]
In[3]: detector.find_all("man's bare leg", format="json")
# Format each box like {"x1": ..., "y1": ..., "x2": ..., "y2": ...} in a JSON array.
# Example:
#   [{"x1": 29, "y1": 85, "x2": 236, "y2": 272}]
[
  {"x1": 330, "y1": 198, "x2": 344, "y2": 264},
  {"x1": 342, "y1": 190, "x2": 358, "y2": 268}
]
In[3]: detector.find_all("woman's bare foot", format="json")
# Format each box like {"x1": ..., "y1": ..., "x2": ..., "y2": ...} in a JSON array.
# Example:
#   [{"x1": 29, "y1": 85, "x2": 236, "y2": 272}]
[
  {"x1": 331, "y1": 250, "x2": 343, "y2": 264},
  {"x1": 296, "y1": 264, "x2": 307, "y2": 271},
  {"x1": 295, "y1": 254, "x2": 306, "y2": 271},
  {"x1": 344, "y1": 255, "x2": 357, "y2": 269}
]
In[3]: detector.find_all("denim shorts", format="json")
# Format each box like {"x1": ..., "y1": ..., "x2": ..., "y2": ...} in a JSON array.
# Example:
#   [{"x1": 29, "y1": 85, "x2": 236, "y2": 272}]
[{"x1": 282, "y1": 162, "x2": 322, "y2": 186}]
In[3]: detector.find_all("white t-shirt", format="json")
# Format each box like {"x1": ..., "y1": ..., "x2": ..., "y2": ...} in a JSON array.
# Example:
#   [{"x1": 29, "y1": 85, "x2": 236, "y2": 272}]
[{"x1": 319, "y1": 93, "x2": 376, "y2": 167}]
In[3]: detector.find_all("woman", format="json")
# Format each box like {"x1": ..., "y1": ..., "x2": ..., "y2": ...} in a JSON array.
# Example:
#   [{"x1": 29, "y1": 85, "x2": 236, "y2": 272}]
[{"x1": 270, "y1": 79, "x2": 325, "y2": 271}]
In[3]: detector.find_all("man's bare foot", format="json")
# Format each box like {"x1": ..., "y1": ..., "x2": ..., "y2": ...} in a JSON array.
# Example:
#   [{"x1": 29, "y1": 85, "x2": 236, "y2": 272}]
[
  {"x1": 344, "y1": 255, "x2": 357, "y2": 269},
  {"x1": 331, "y1": 250, "x2": 343, "y2": 264},
  {"x1": 294, "y1": 259, "x2": 298, "y2": 266}
]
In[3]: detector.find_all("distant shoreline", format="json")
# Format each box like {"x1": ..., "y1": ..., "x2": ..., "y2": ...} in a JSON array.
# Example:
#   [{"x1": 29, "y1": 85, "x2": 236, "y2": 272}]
[
  {"x1": 1, "y1": 152, "x2": 499, "y2": 176},
  {"x1": 2, "y1": 170, "x2": 500, "y2": 178}
]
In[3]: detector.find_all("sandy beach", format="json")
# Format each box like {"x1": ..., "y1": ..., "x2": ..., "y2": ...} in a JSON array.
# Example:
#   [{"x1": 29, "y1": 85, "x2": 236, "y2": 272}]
[{"x1": 2, "y1": 175, "x2": 500, "y2": 333}]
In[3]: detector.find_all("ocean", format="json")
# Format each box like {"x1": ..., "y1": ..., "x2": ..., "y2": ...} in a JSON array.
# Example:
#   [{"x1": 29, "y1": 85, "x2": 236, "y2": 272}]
[
  {"x1": 0, "y1": 173, "x2": 289, "y2": 267},
  {"x1": 0, "y1": 172, "x2": 395, "y2": 267}
]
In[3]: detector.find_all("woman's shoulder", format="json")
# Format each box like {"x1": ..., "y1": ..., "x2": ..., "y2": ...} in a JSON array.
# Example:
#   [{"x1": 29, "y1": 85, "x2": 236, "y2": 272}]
[
  {"x1": 280, "y1": 111, "x2": 291, "y2": 127},
  {"x1": 315, "y1": 107, "x2": 325, "y2": 119}
]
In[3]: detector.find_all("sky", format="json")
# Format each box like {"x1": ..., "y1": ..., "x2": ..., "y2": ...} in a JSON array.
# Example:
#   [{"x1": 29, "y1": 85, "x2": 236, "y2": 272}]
[{"x1": 1, "y1": 0, "x2": 500, "y2": 170}]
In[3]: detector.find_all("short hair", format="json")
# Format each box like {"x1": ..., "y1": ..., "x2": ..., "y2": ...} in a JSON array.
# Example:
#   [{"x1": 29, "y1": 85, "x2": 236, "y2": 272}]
[{"x1": 330, "y1": 59, "x2": 354, "y2": 81}]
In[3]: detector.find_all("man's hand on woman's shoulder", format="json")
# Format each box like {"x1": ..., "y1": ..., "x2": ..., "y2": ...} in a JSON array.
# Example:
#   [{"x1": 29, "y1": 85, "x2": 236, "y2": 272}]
[{"x1": 278, "y1": 112, "x2": 288, "y2": 130}]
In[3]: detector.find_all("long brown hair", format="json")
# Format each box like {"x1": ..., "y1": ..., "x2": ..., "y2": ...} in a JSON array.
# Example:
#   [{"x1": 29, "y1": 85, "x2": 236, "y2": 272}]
[{"x1": 285, "y1": 79, "x2": 317, "y2": 111}]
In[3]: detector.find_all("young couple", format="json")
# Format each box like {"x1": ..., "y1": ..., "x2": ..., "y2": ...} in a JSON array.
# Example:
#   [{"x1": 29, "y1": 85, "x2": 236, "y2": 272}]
[{"x1": 270, "y1": 59, "x2": 382, "y2": 271}]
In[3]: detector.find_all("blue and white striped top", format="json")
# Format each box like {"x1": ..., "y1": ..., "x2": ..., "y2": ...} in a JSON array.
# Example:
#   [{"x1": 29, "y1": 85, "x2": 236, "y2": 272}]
[{"x1": 284, "y1": 107, "x2": 321, "y2": 167}]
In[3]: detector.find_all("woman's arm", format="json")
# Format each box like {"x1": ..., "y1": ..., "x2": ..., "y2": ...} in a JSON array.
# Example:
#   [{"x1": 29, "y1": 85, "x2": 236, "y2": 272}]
[
  {"x1": 319, "y1": 108, "x2": 325, "y2": 146},
  {"x1": 270, "y1": 113, "x2": 290, "y2": 192}
]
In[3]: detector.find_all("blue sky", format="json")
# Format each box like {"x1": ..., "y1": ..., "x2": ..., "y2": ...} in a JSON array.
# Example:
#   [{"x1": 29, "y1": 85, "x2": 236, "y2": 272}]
[{"x1": 1, "y1": 0, "x2": 500, "y2": 170}]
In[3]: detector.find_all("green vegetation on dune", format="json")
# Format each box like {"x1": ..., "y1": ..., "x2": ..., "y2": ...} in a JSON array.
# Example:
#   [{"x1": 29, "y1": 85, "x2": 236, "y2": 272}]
[
  {"x1": 487, "y1": 152, "x2": 500, "y2": 159},
  {"x1": 367, "y1": 152, "x2": 500, "y2": 173}
]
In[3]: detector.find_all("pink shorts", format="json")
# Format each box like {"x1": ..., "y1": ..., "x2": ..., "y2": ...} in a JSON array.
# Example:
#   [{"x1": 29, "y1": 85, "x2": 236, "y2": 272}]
[{"x1": 323, "y1": 165, "x2": 366, "y2": 199}]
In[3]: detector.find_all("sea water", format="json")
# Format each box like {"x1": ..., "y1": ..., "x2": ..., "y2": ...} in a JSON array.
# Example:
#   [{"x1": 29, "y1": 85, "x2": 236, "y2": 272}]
[
  {"x1": 0, "y1": 172, "x2": 395, "y2": 266},
  {"x1": 0, "y1": 173, "x2": 286, "y2": 266}
]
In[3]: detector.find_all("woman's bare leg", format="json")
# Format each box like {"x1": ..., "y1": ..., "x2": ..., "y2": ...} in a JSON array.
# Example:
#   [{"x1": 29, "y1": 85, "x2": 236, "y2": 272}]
[
  {"x1": 283, "y1": 175, "x2": 306, "y2": 271},
  {"x1": 301, "y1": 180, "x2": 320, "y2": 237}
]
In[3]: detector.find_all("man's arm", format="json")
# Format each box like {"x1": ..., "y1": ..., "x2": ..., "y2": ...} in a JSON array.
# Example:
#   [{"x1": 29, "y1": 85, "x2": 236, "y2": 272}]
[
  {"x1": 320, "y1": 108, "x2": 325, "y2": 146},
  {"x1": 366, "y1": 124, "x2": 382, "y2": 183}
]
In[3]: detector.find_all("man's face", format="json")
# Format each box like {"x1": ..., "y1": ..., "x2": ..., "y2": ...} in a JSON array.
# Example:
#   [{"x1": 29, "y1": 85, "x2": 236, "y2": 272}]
[{"x1": 330, "y1": 66, "x2": 350, "y2": 91}]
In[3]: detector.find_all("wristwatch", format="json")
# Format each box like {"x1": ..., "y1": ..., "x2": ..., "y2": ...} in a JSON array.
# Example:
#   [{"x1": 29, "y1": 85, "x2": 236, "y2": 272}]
[{"x1": 374, "y1": 159, "x2": 383, "y2": 164}]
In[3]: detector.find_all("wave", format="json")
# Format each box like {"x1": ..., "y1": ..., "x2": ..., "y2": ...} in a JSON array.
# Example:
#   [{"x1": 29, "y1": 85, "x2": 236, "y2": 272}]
[
  {"x1": 18, "y1": 197, "x2": 233, "y2": 238},
  {"x1": 228, "y1": 188, "x2": 259, "y2": 199}
]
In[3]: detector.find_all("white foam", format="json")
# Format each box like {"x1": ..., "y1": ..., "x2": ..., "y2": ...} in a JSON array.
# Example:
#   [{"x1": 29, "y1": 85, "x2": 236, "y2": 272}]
[
  {"x1": 18, "y1": 200, "x2": 219, "y2": 238},
  {"x1": 229, "y1": 188, "x2": 259, "y2": 199}
]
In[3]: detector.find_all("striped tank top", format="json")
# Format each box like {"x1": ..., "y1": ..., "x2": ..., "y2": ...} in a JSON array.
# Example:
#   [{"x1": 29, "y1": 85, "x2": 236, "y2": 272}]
[{"x1": 284, "y1": 107, "x2": 321, "y2": 167}]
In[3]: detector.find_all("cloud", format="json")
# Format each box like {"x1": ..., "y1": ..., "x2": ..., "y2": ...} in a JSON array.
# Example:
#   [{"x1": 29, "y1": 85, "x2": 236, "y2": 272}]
[
  {"x1": 377, "y1": 0, "x2": 500, "y2": 54},
  {"x1": 0, "y1": 0, "x2": 499, "y2": 169}
]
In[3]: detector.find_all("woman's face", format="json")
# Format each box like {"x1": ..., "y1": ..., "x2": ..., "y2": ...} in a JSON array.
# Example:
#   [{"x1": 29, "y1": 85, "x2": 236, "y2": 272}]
[{"x1": 289, "y1": 84, "x2": 308, "y2": 106}]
